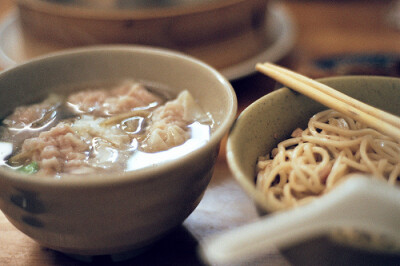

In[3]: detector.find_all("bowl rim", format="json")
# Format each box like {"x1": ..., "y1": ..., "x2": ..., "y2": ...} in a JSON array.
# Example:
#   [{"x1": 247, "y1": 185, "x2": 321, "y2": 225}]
[
  {"x1": 0, "y1": 45, "x2": 238, "y2": 188},
  {"x1": 226, "y1": 75, "x2": 400, "y2": 213},
  {"x1": 17, "y1": 0, "x2": 255, "y2": 20}
]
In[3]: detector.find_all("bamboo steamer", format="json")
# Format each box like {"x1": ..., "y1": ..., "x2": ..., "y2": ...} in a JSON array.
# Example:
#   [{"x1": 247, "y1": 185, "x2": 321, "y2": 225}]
[{"x1": 16, "y1": 0, "x2": 270, "y2": 69}]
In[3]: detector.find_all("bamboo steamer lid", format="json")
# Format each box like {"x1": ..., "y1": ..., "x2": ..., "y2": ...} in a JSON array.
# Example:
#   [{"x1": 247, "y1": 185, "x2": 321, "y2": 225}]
[{"x1": 16, "y1": 0, "x2": 270, "y2": 69}]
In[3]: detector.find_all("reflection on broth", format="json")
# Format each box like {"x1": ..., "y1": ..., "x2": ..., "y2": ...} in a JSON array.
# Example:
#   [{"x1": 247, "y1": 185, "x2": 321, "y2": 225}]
[
  {"x1": 127, "y1": 121, "x2": 210, "y2": 171},
  {"x1": 0, "y1": 80, "x2": 213, "y2": 177}
]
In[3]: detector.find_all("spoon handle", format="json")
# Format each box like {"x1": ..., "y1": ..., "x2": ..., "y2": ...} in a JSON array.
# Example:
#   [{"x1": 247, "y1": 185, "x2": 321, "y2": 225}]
[
  {"x1": 200, "y1": 176, "x2": 400, "y2": 265},
  {"x1": 200, "y1": 206, "x2": 332, "y2": 265}
]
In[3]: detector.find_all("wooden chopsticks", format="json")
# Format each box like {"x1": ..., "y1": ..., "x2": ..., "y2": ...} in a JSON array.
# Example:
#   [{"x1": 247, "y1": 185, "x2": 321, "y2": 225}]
[{"x1": 256, "y1": 62, "x2": 400, "y2": 142}]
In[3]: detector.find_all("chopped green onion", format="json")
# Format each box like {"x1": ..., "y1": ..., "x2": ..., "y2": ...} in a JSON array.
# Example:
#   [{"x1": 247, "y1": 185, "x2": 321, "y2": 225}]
[{"x1": 18, "y1": 162, "x2": 39, "y2": 174}]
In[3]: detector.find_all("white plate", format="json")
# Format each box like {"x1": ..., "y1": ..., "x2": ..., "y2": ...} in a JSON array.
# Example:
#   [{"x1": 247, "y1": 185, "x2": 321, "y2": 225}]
[
  {"x1": 0, "y1": 4, "x2": 295, "y2": 80},
  {"x1": 222, "y1": 4, "x2": 295, "y2": 80}
]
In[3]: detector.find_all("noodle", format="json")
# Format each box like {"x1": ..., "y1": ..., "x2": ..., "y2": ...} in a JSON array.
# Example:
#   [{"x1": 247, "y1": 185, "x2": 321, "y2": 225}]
[{"x1": 256, "y1": 109, "x2": 400, "y2": 212}]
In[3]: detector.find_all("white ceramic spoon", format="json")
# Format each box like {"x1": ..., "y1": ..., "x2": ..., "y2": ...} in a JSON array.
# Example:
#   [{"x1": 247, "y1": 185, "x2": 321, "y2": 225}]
[{"x1": 200, "y1": 175, "x2": 400, "y2": 265}]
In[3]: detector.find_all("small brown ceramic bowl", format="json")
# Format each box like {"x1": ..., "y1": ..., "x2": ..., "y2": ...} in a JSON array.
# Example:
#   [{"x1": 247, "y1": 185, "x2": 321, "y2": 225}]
[
  {"x1": 225, "y1": 76, "x2": 400, "y2": 256},
  {"x1": 227, "y1": 76, "x2": 400, "y2": 214},
  {"x1": 16, "y1": 0, "x2": 269, "y2": 69},
  {"x1": 0, "y1": 45, "x2": 237, "y2": 258}
]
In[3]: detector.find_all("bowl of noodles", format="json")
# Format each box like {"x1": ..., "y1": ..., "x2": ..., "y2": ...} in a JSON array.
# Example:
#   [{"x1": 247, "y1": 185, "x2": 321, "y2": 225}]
[
  {"x1": 0, "y1": 45, "x2": 237, "y2": 259},
  {"x1": 226, "y1": 75, "x2": 400, "y2": 253}
]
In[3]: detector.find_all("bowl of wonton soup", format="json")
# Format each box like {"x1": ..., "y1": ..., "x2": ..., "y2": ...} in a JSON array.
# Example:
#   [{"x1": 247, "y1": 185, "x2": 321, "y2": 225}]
[{"x1": 0, "y1": 46, "x2": 237, "y2": 258}]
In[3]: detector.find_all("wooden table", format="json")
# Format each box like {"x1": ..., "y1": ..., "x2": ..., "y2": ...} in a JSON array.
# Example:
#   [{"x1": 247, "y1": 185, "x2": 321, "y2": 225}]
[{"x1": 1, "y1": 0, "x2": 400, "y2": 265}]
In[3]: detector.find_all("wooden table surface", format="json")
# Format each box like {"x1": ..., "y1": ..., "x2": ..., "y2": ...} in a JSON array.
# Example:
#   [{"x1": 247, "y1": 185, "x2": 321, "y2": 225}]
[{"x1": 1, "y1": 0, "x2": 400, "y2": 265}]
